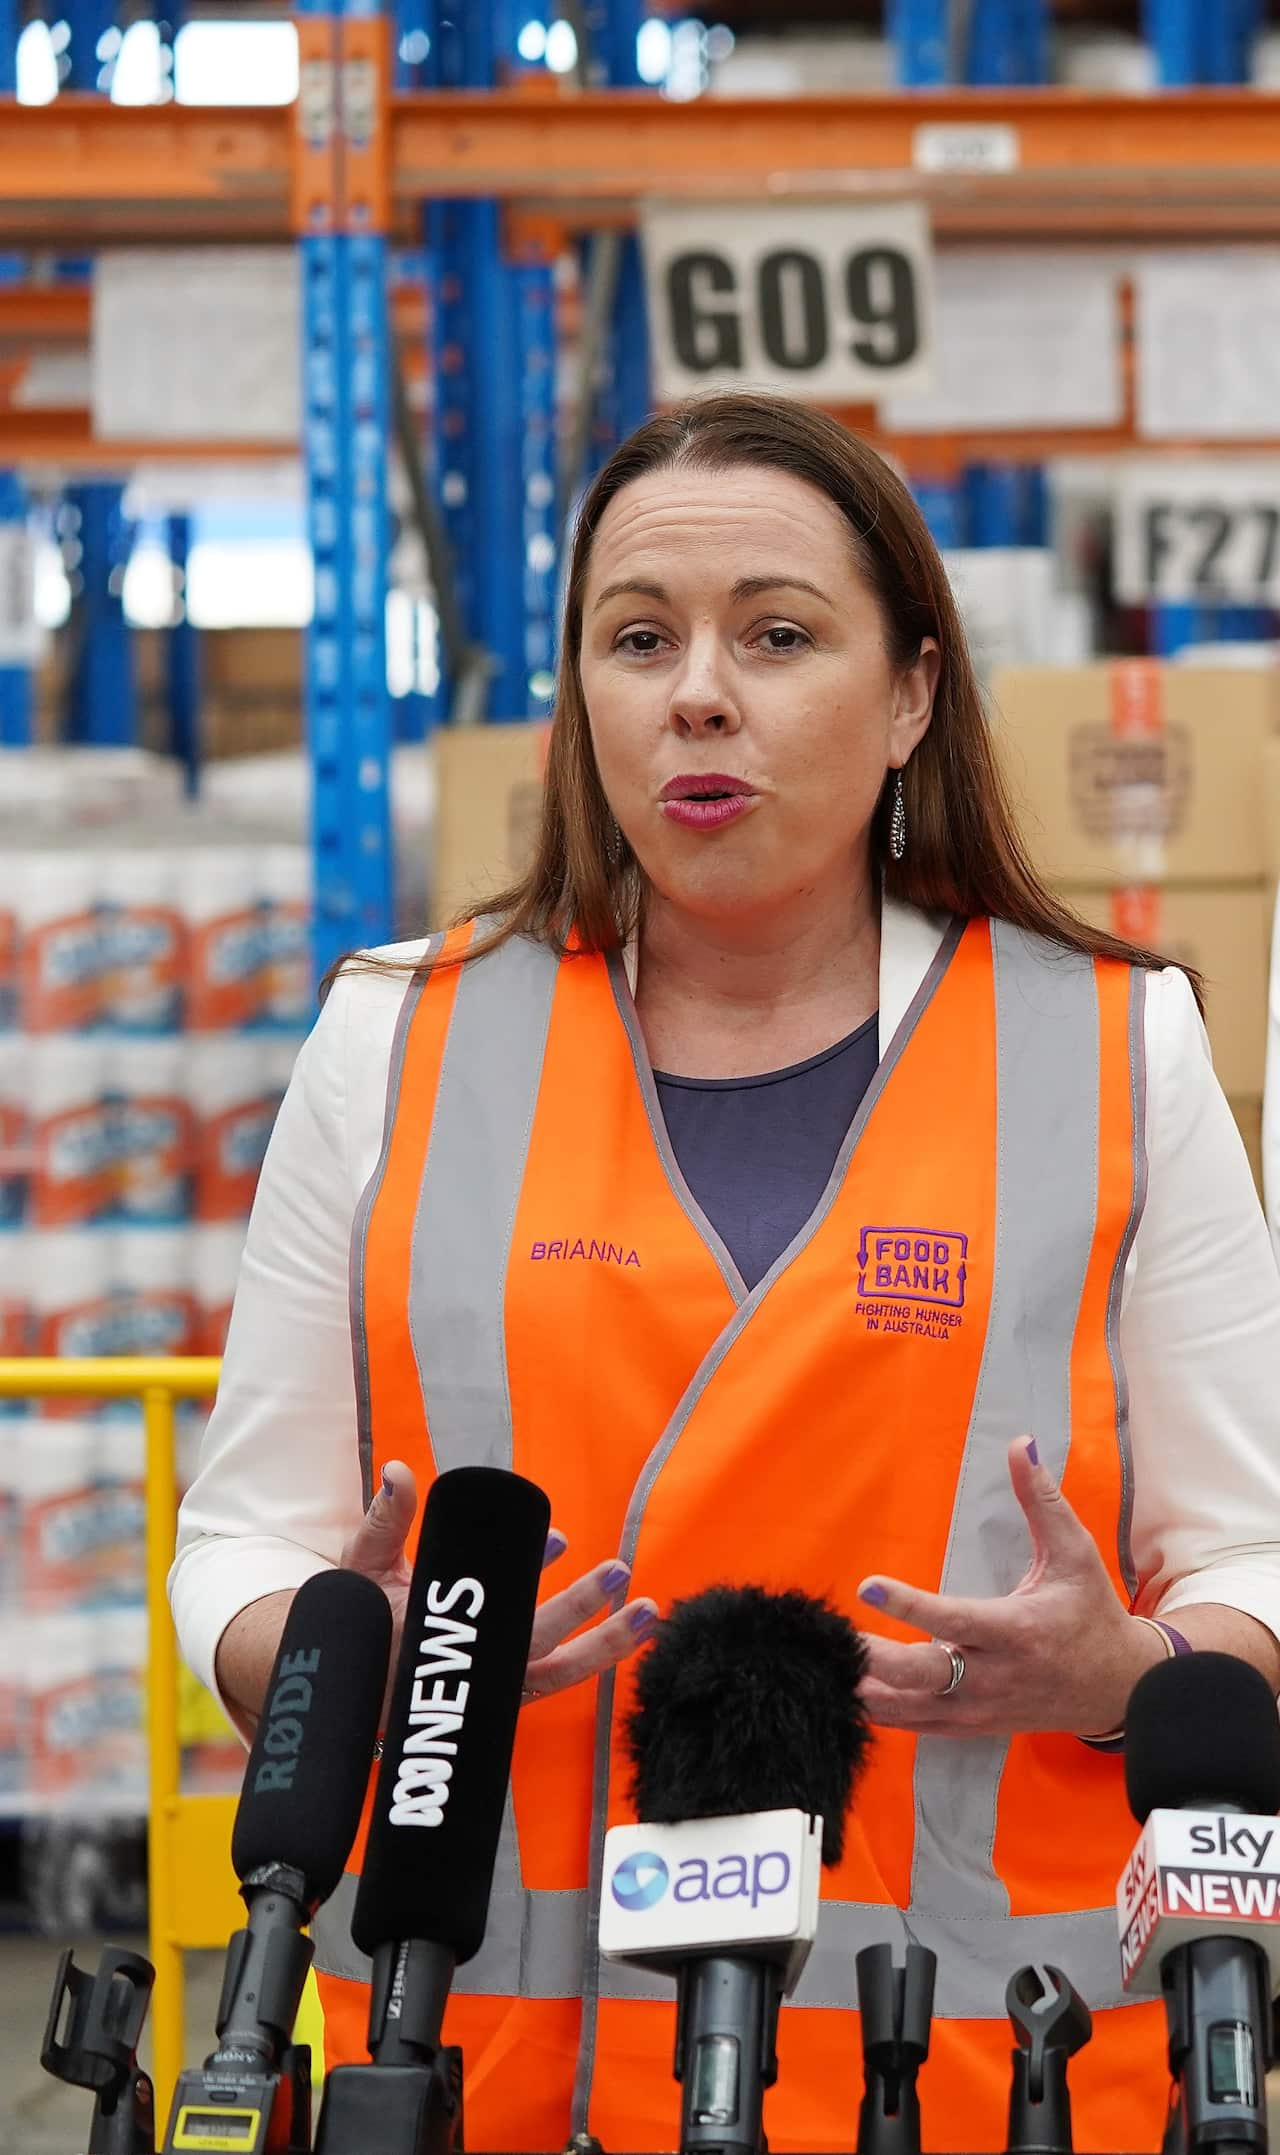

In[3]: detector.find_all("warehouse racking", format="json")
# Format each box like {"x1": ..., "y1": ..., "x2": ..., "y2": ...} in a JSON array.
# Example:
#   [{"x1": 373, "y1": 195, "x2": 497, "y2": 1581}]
[{"x1": 0, "y1": 2, "x2": 1276, "y2": 971}]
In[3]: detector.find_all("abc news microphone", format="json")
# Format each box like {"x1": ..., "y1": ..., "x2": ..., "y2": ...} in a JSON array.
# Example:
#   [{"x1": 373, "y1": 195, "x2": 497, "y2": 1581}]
[
  {"x1": 313, "y1": 1464, "x2": 551, "y2": 2155},
  {"x1": 1115, "y1": 1652, "x2": 1280, "y2": 2155},
  {"x1": 163, "y1": 1567, "x2": 393, "y2": 2155},
  {"x1": 598, "y1": 1584, "x2": 873, "y2": 2155}
]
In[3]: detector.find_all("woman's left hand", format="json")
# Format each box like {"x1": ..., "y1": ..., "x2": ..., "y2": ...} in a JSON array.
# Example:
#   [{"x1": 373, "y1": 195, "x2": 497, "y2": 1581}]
[{"x1": 857, "y1": 1437, "x2": 1165, "y2": 1738}]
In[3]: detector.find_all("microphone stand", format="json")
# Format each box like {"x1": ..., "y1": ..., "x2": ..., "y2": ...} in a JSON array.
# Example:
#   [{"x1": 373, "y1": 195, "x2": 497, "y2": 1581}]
[
  {"x1": 1004, "y1": 1965, "x2": 1092, "y2": 2155},
  {"x1": 855, "y1": 1943, "x2": 936, "y2": 2155},
  {"x1": 1161, "y1": 1937, "x2": 1272, "y2": 2155},
  {"x1": 313, "y1": 1939, "x2": 464, "y2": 2155},
  {"x1": 673, "y1": 1953, "x2": 785, "y2": 2155},
  {"x1": 41, "y1": 1946, "x2": 156, "y2": 2155}
]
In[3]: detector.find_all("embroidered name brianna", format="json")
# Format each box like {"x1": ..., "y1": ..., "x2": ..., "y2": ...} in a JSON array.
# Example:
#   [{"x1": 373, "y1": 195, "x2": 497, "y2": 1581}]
[{"x1": 531, "y1": 1237, "x2": 641, "y2": 1269}]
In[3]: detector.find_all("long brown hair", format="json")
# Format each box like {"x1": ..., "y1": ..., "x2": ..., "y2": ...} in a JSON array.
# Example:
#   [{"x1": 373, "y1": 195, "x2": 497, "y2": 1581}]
[{"x1": 342, "y1": 390, "x2": 1196, "y2": 1001}]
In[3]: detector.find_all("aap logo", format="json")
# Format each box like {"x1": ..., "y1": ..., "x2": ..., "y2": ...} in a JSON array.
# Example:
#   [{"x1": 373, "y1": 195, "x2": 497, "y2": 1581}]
[{"x1": 610, "y1": 1850, "x2": 670, "y2": 1912}]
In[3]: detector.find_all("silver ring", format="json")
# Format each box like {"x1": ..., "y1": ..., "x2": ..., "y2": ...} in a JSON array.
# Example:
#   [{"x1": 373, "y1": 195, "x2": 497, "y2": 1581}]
[
  {"x1": 520, "y1": 1685, "x2": 540, "y2": 1703},
  {"x1": 935, "y1": 1642, "x2": 965, "y2": 1697}
]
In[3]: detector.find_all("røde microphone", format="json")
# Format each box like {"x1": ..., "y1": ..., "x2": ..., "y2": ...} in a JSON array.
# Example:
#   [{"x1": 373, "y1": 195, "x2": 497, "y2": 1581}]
[
  {"x1": 313, "y1": 1465, "x2": 551, "y2": 2155},
  {"x1": 600, "y1": 1583, "x2": 872, "y2": 2155},
  {"x1": 162, "y1": 1567, "x2": 392, "y2": 2155},
  {"x1": 1116, "y1": 1653, "x2": 1280, "y2": 2155}
]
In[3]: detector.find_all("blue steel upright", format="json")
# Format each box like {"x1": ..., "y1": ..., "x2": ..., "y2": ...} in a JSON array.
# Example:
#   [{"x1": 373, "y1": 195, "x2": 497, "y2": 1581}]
[
  {"x1": 424, "y1": 4, "x2": 558, "y2": 721},
  {"x1": 0, "y1": 0, "x2": 31, "y2": 744},
  {"x1": 297, "y1": 0, "x2": 395, "y2": 975},
  {"x1": 965, "y1": 0, "x2": 1049, "y2": 87},
  {"x1": 887, "y1": 0, "x2": 950, "y2": 85},
  {"x1": 63, "y1": 0, "x2": 137, "y2": 746},
  {"x1": 579, "y1": 0, "x2": 651, "y2": 484}
]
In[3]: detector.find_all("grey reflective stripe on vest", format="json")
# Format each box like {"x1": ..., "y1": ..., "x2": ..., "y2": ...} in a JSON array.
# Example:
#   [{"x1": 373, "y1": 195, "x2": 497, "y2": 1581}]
[
  {"x1": 320, "y1": 930, "x2": 563, "y2": 1997},
  {"x1": 908, "y1": 920, "x2": 1101, "y2": 1951},
  {"x1": 349, "y1": 939, "x2": 442, "y2": 1511}
]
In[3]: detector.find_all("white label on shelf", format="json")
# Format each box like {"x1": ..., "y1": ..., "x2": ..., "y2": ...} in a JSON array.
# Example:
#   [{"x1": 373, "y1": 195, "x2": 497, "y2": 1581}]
[
  {"x1": 92, "y1": 248, "x2": 301, "y2": 444},
  {"x1": 912, "y1": 123, "x2": 1020, "y2": 174},
  {"x1": 1113, "y1": 458, "x2": 1280, "y2": 606},
  {"x1": 880, "y1": 249, "x2": 1123, "y2": 431},
  {"x1": 1135, "y1": 249, "x2": 1280, "y2": 441},
  {"x1": 641, "y1": 199, "x2": 934, "y2": 402}
]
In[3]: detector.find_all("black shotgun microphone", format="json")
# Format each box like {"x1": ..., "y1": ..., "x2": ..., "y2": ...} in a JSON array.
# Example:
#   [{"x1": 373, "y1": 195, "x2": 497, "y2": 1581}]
[
  {"x1": 610, "y1": 1584, "x2": 873, "y2": 2155},
  {"x1": 314, "y1": 1465, "x2": 550, "y2": 2155},
  {"x1": 163, "y1": 1567, "x2": 392, "y2": 2155},
  {"x1": 1120, "y1": 1653, "x2": 1280, "y2": 2155}
]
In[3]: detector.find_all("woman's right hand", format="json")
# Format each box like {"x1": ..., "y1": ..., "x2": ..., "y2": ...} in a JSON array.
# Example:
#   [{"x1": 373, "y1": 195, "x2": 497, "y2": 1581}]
[{"x1": 338, "y1": 1459, "x2": 658, "y2": 1720}]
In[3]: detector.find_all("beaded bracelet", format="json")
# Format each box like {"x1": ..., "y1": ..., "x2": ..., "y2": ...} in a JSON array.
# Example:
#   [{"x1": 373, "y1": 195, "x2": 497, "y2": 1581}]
[{"x1": 1079, "y1": 1616, "x2": 1193, "y2": 1752}]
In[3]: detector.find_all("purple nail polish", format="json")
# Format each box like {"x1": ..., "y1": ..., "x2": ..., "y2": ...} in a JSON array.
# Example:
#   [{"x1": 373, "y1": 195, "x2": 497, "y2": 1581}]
[
  {"x1": 629, "y1": 1606, "x2": 657, "y2": 1640},
  {"x1": 601, "y1": 1562, "x2": 630, "y2": 1596},
  {"x1": 1026, "y1": 1438, "x2": 1040, "y2": 1467},
  {"x1": 861, "y1": 1583, "x2": 888, "y2": 1608},
  {"x1": 545, "y1": 1529, "x2": 568, "y2": 1557},
  {"x1": 380, "y1": 1469, "x2": 394, "y2": 1497}
]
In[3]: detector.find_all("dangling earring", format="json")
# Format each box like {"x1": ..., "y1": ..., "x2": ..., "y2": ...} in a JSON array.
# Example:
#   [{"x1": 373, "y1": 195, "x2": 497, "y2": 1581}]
[
  {"x1": 889, "y1": 770, "x2": 907, "y2": 863},
  {"x1": 606, "y1": 816, "x2": 624, "y2": 869}
]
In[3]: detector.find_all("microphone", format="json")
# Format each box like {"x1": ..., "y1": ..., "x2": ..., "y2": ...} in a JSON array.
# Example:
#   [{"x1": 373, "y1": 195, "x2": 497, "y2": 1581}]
[
  {"x1": 162, "y1": 1567, "x2": 392, "y2": 2155},
  {"x1": 599, "y1": 1583, "x2": 872, "y2": 2155},
  {"x1": 313, "y1": 1465, "x2": 551, "y2": 2155},
  {"x1": 1115, "y1": 1652, "x2": 1280, "y2": 2155}
]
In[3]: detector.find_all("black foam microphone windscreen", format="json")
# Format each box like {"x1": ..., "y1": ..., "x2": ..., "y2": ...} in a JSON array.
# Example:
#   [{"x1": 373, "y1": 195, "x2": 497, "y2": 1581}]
[
  {"x1": 230, "y1": 1567, "x2": 393, "y2": 1908},
  {"x1": 1125, "y1": 1651, "x2": 1280, "y2": 1824},
  {"x1": 351, "y1": 1465, "x2": 551, "y2": 1964},
  {"x1": 624, "y1": 1583, "x2": 872, "y2": 1864}
]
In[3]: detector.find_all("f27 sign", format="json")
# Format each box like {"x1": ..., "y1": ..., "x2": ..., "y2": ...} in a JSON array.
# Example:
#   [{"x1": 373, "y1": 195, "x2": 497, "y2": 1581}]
[{"x1": 641, "y1": 201, "x2": 934, "y2": 403}]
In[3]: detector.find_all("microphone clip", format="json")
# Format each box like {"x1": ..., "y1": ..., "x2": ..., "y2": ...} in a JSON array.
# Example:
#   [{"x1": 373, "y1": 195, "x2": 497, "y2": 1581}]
[
  {"x1": 41, "y1": 1945, "x2": 157, "y2": 2155},
  {"x1": 1004, "y1": 1964, "x2": 1091, "y2": 2155},
  {"x1": 855, "y1": 1942, "x2": 936, "y2": 2155}
]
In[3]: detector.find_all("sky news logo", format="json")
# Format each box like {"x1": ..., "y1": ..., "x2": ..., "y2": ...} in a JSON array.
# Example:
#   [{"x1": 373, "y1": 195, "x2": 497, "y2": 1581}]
[{"x1": 609, "y1": 1847, "x2": 792, "y2": 1913}]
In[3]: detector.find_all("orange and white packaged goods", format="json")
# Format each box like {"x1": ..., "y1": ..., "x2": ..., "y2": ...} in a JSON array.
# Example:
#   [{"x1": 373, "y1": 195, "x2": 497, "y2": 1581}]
[
  {"x1": 0, "y1": 1229, "x2": 26, "y2": 1367},
  {"x1": 29, "y1": 1228, "x2": 198, "y2": 1411},
  {"x1": 192, "y1": 1222, "x2": 246, "y2": 1355},
  {"x1": 15, "y1": 848, "x2": 106, "y2": 1034},
  {"x1": 28, "y1": 1038, "x2": 115, "y2": 1228},
  {"x1": 191, "y1": 1036, "x2": 292, "y2": 1221},
  {"x1": 24, "y1": 1611, "x2": 101, "y2": 1802},
  {"x1": 0, "y1": 1621, "x2": 21, "y2": 1800},
  {"x1": 110, "y1": 1037, "x2": 193, "y2": 1226},
  {"x1": 0, "y1": 1033, "x2": 25, "y2": 1227},
  {"x1": 100, "y1": 845, "x2": 185, "y2": 1034},
  {"x1": 260, "y1": 843, "x2": 312, "y2": 1030},
  {"x1": 186, "y1": 843, "x2": 268, "y2": 1032},
  {"x1": 18, "y1": 1420, "x2": 144, "y2": 1611}
]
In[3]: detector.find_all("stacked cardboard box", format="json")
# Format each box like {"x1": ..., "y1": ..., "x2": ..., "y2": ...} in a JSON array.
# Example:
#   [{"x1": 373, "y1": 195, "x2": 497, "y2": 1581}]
[{"x1": 990, "y1": 661, "x2": 1279, "y2": 1198}]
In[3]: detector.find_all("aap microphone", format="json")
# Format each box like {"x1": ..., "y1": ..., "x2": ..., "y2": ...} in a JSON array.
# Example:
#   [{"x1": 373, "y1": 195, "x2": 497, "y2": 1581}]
[
  {"x1": 1117, "y1": 1653, "x2": 1280, "y2": 2155},
  {"x1": 313, "y1": 1465, "x2": 551, "y2": 2155},
  {"x1": 602, "y1": 1583, "x2": 872, "y2": 2155},
  {"x1": 163, "y1": 1567, "x2": 392, "y2": 2155}
]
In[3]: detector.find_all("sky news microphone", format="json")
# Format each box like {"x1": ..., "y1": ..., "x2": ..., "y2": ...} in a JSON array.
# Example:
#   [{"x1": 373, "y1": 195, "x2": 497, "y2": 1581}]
[
  {"x1": 313, "y1": 1465, "x2": 550, "y2": 2155},
  {"x1": 1115, "y1": 1652, "x2": 1280, "y2": 2155},
  {"x1": 599, "y1": 1583, "x2": 872, "y2": 2155},
  {"x1": 163, "y1": 1567, "x2": 392, "y2": 2155}
]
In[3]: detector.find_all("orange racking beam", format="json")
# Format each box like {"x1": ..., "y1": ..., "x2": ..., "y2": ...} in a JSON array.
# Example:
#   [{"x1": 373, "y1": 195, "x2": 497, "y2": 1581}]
[
  {"x1": 392, "y1": 87, "x2": 1280, "y2": 239},
  {"x1": 0, "y1": 97, "x2": 291, "y2": 243}
]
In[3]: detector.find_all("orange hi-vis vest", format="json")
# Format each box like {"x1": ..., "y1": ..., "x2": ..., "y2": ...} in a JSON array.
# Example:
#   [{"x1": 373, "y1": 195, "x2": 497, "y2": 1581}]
[{"x1": 312, "y1": 912, "x2": 1169, "y2": 2152}]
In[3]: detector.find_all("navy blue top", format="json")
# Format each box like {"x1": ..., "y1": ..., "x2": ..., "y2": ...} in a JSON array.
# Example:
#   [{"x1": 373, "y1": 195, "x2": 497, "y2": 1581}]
[{"x1": 654, "y1": 1015, "x2": 879, "y2": 1292}]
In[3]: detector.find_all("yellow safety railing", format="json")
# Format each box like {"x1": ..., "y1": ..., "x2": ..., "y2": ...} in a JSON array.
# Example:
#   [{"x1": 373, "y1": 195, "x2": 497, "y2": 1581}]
[{"x1": 0, "y1": 1356, "x2": 233, "y2": 2114}]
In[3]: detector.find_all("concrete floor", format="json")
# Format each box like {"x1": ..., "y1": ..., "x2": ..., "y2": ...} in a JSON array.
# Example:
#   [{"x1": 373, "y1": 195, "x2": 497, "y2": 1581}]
[{"x1": 0, "y1": 1938, "x2": 220, "y2": 2155}]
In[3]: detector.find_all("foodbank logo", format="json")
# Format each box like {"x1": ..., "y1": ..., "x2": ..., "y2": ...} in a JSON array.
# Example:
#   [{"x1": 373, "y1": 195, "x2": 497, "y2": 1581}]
[{"x1": 610, "y1": 1850, "x2": 670, "y2": 1912}]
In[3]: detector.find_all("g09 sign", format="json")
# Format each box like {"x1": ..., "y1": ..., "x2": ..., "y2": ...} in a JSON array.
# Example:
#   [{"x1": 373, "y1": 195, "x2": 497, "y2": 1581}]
[{"x1": 641, "y1": 202, "x2": 934, "y2": 403}]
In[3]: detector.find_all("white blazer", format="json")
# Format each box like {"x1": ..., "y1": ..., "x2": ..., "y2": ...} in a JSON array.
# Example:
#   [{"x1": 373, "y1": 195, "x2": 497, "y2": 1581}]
[{"x1": 171, "y1": 900, "x2": 1280, "y2": 1702}]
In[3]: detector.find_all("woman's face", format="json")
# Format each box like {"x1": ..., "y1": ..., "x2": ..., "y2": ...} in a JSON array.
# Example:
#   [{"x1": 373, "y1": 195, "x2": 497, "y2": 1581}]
[{"x1": 578, "y1": 464, "x2": 939, "y2": 929}]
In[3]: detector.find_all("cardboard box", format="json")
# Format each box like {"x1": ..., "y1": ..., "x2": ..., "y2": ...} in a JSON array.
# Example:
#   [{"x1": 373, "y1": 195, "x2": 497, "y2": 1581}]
[
  {"x1": 1066, "y1": 884, "x2": 1270, "y2": 1097},
  {"x1": 990, "y1": 662, "x2": 1280, "y2": 886},
  {"x1": 1230, "y1": 1096, "x2": 1264, "y2": 1197},
  {"x1": 430, "y1": 721, "x2": 550, "y2": 928}
]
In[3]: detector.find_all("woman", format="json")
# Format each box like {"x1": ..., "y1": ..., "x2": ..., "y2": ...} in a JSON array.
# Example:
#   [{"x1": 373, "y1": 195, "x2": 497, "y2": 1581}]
[{"x1": 172, "y1": 392, "x2": 1280, "y2": 2154}]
